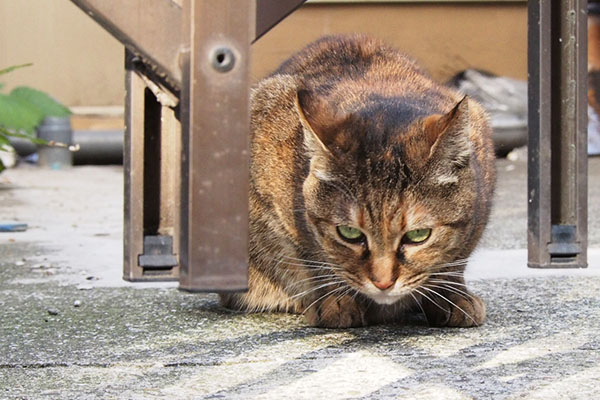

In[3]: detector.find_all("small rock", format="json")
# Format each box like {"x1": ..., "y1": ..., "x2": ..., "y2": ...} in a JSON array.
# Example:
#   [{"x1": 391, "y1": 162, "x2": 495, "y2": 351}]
[
  {"x1": 15, "y1": 261, "x2": 25, "y2": 267},
  {"x1": 506, "y1": 151, "x2": 520, "y2": 162},
  {"x1": 47, "y1": 308, "x2": 59, "y2": 316},
  {"x1": 85, "y1": 275, "x2": 97, "y2": 281},
  {"x1": 73, "y1": 300, "x2": 81, "y2": 307},
  {"x1": 77, "y1": 284, "x2": 93, "y2": 291}
]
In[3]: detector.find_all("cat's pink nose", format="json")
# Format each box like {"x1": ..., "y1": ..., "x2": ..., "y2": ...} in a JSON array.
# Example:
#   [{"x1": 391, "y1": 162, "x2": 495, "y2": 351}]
[{"x1": 372, "y1": 279, "x2": 395, "y2": 291}]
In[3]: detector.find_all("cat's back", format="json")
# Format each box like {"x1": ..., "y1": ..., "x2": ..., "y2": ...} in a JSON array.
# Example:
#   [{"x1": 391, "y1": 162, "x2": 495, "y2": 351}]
[
  {"x1": 251, "y1": 34, "x2": 494, "y2": 193},
  {"x1": 272, "y1": 34, "x2": 424, "y2": 83},
  {"x1": 268, "y1": 35, "x2": 463, "y2": 129}
]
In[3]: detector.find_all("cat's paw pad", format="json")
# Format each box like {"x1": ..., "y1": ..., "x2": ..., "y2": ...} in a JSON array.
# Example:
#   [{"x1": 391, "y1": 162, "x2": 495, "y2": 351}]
[
  {"x1": 422, "y1": 292, "x2": 485, "y2": 328},
  {"x1": 305, "y1": 294, "x2": 365, "y2": 328}
]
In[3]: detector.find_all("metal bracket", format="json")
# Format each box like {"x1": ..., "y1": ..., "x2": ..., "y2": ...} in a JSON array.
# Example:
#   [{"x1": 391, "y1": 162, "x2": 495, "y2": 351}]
[
  {"x1": 123, "y1": 50, "x2": 181, "y2": 282},
  {"x1": 548, "y1": 225, "x2": 581, "y2": 263},
  {"x1": 139, "y1": 235, "x2": 178, "y2": 271}
]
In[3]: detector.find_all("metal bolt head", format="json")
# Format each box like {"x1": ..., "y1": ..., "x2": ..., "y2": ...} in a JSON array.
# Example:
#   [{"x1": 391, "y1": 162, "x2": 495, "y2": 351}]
[{"x1": 211, "y1": 47, "x2": 235, "y2": 73}]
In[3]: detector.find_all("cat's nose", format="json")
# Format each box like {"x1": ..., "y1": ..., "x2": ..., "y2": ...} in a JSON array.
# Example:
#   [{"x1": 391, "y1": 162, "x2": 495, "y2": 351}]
[{"x1": 372, "y1": 279, "x2": 395, "y2": 291}]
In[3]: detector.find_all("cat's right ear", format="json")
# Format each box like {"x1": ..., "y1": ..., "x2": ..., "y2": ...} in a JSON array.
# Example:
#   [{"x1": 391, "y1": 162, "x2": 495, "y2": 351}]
[
  {"x1": 295, "y1": 89, "x2": 348, "y2": 157},
  {"x1": 422, "y1": 96, "x2": 472, "y2": 168}
]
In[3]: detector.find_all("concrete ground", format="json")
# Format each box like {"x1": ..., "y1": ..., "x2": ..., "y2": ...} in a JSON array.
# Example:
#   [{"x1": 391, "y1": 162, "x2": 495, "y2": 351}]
[{"x1": 1, "y1": 152, "x2": 600, "y2": 399}]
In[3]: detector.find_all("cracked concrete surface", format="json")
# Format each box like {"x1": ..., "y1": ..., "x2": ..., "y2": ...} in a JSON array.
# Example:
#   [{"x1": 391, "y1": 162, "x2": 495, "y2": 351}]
[{"x1": 1, "y1": 156, "x2": 599, "y2": 399}]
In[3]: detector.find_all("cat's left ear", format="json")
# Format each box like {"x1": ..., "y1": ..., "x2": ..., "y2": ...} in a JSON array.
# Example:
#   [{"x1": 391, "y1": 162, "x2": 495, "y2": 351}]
[
  {"x1": 422, "y1": 96, "x2": 472, "y2": 168},
  {"x1": 295, "y1": 89, "x2": 351, "y2": 157}
]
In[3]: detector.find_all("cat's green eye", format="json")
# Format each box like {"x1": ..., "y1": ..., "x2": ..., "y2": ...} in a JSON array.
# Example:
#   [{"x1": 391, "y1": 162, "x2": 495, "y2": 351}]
[
  {"x1": 336, "y1": 225, "x2": 365, "y2": 243},
  {"x1": 403, "y1": 228, "x2": 432, "y2": 244}
]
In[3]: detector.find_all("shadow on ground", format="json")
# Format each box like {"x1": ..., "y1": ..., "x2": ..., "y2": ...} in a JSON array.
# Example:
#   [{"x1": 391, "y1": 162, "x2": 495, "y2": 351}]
[{"x1": 1, "y1": 241, "x2": 599, "y2": 399}]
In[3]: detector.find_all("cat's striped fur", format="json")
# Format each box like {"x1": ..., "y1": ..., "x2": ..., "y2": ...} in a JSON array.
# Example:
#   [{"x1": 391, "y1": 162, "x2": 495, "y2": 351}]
[{"x1": 221, "y1": 35, "x2": 496, "y2": 328}]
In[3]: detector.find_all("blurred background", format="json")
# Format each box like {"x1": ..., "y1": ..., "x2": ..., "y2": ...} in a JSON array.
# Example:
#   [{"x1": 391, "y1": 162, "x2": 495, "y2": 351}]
[{"x1": 0, "y1": 0, "x2": 527, "y2": 129}]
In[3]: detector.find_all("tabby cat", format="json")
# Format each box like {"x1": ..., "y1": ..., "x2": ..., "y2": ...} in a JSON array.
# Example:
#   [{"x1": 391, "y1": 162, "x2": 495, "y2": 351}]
[{"x1": 221, "y1": 35, "x2": 496, "y2": 328}]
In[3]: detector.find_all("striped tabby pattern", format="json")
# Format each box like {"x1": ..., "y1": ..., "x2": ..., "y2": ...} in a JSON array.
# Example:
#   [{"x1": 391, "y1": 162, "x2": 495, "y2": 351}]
[{"x1": 221, "y1": 35, "x2": 496, "y2": 328}]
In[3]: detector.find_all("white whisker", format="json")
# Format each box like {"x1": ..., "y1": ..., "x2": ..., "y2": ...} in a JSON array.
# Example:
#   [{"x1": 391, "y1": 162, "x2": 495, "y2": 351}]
[
  {"x1": 284, "y1": 274, "x2": 341, "y2": 292},
  {"x1": 409, "y1": 291, "x2": 429, "y2": 325},
  {"x1": 301, "y1": 286, "x2": 348, "y2": 316},
  {"x1": 424, "y1": 283, "x2": 475, "y2": 302},
  {"x1": 413, "y1": 288, "x2": 447, "y2": 314},
  {"x1": 427, "y1": 272, "x2": 465, "y2": 277},
  {"x1": 419, "y1": 286, "x2": 476, "y2": 325},
  {"x1": 333, "y1": 286, "x2": 355, "y2": 303},
  {"x1": 290, "y1": 280, "x2": 345, "y2": 300},
  {"x1": 264, "y1": 257, "x2": 344, "y2": 273},
  {"x1": 278, "y1": 255, "x2": 343, "y2": 268},
  {"x1": 429, "y1": 279, "x2": 468, "y2": 288}
]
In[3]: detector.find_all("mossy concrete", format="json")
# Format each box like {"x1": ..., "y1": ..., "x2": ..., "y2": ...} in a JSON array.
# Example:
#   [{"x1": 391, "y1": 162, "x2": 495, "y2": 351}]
[{"x1": 2, "y1": 252, "x2": 599, "y2": 399}]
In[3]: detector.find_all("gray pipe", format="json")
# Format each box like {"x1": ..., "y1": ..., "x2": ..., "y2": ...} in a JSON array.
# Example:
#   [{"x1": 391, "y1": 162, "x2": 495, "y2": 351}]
[
  {"x1": 9, "y1": 130, "x2": 124, "y2": 165},
  {"x1": 71, "y1": 130, "x2": 123, "y2": 165},
  {"x1": 37, "y1": 116, "x2": 73, "y2": 168}
]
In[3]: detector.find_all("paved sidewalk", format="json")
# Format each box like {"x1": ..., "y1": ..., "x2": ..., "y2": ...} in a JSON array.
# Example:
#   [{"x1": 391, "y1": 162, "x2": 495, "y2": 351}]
[{"x1": 1, "y1": 156, "x2": 599, "y2": 399}]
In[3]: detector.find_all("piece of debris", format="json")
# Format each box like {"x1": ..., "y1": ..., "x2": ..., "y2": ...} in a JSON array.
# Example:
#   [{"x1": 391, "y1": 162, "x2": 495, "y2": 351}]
[
  {"x1": 506, "y1": 152, "x2": 520, "y2": 162},
  {"x1": 77, "y1": 284, "x2": 93, "y2": 291},
  {"x1": 73, "y1": 300, "x2": 81, "y2": 307},
  {"x1": 452, "y1": 68, "x2": 600, "y2": 157},
  {"x1": 588, "y1": 105, "x2": 600, "y2": 155},
  {"x1": 0, "y1": 223, "x2": 28, "y2": 232},
  {"x1": 47, "y1": 308, "x2": 59, "y2": 316},
  {"x1": 449, "y1": 69, "x2": 527, "y2": 157}
]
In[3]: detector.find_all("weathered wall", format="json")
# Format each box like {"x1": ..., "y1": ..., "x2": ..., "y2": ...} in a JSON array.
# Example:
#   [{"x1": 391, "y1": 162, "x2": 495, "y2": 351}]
[
  {"x1": 0, "y1": 1, "x2": 526, "y2": 107},
  {"x1": 0, "y1": 0, "x2": 124, "y2": 107}
]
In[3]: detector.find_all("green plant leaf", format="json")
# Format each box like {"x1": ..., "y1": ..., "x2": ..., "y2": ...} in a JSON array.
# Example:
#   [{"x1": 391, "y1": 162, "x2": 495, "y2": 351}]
[
  {"x1": 0, "y1": 125, "x2": 11, "y2": 136},
  {"x1": 0, "y1": 93, "x2": 43, "y2": 134},
  {"x1": 2, "y1": 130, "x2": 49, "y2": 145},
  {"x1": 0, "y1": 131, "x2": 12, "y2": 149},
  {"x1": 0, "y1": 131, "x2": 12, "y2": 173},
  {"x1": 0, "y1": 63, "x2": 33, "y2": 76},
  {"x1": 10, "y1": 86, "x2": 71, "y2": 117}
]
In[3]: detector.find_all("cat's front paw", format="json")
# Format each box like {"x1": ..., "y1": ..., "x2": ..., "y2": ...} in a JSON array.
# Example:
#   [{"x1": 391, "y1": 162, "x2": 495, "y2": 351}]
[
  {"x1": 304, "y1": 294, "x2": 366, "y2": 328},
  {"x1": 421, "y1": 291, "x2": 485, "y2": 327}
]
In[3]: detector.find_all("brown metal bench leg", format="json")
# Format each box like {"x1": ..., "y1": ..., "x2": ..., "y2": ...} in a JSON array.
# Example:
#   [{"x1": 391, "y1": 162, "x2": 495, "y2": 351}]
[
  {"x1": 123, "y1": 51, "x2": 180, "y2": 281},
  {"x1": 177, "y1": 1, "x2": 255, "y2": 291}
]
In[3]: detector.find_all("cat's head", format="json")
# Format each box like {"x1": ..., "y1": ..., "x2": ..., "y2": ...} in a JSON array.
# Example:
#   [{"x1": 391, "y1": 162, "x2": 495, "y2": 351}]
[{"x1": 296, "y1": 89, "x2": 480, "y2": 305}]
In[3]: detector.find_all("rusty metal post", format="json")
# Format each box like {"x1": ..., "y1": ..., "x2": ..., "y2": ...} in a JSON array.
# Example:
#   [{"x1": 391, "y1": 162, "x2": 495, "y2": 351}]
[
  {"x1": 73, "y1": 0, "x2": 309, "y2": 289},
  {"x1": 178, "y1": 0, "x2": 255, "y2": 291},
  {"x1": 528, "y1": 0, "x2": 588, "y2": 268},
  {"x1": 123, "y1": 51, "x2": 146, "y2": 281}
]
